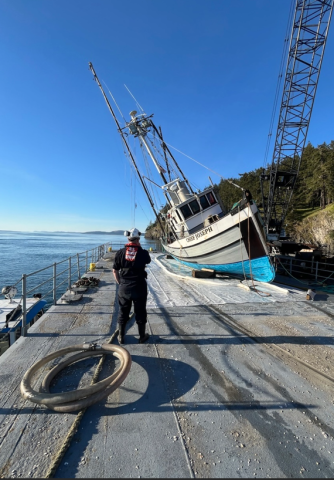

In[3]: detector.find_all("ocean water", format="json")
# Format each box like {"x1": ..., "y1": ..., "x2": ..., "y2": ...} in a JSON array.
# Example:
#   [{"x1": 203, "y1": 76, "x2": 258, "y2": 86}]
[{"x1": 0, "y1": 231, "x2": 161, "y2": 308}]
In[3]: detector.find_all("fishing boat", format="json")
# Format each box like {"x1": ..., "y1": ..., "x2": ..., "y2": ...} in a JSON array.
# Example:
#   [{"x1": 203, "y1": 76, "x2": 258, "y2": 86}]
[{"x1": 89, "y1": 63, "x2": 275, "y2": 283}]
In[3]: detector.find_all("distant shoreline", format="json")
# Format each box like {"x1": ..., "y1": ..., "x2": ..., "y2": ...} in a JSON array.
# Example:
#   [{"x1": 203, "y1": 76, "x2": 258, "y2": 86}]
[{"x1": 0, "y1": 230, "x2": 125, "y2": 235}]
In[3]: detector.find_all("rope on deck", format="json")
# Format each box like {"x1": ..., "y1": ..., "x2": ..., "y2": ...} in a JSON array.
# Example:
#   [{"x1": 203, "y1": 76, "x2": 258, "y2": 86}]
[{"x1": 42, "y1": 316, "x2": 132, "y2": 478}]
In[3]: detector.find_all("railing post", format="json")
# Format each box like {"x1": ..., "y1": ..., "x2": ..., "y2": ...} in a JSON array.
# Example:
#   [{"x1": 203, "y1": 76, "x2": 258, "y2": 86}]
[
  {"x1": 53, "y1": 263, "x2": 57, "y2": 305},
  {"x1": 22, "y1": 274, "x2": 27, "y2": 337},
  {"x1": 68, "y1": 257, "x2": 71, "y2": 289},
  {"x1": 86, "y1": 251, "x2": 88, "y2": 274},
  {"x1": 315, "y1": 261, "x2": 318, "y2": 282},
  {"x1": 77, "y1": 253, "x2": 80, "y2": 279}
]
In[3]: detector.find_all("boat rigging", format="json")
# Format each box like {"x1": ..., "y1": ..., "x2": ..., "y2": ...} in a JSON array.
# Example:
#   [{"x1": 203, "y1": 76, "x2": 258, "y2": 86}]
[{"x1": 88, "y1": 65, "x2": 275, "y2": 283}]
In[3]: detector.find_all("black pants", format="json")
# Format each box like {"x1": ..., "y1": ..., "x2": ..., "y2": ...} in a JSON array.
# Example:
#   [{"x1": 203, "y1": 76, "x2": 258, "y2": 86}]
[{"x1": 118, "y1": 284, "x2": 148, "y2": 326}]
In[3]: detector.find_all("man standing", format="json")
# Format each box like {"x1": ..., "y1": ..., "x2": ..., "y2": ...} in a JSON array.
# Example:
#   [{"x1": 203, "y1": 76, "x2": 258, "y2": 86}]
[{"x1": 113, "y1": 228, "x2": 151, "y2": 345}]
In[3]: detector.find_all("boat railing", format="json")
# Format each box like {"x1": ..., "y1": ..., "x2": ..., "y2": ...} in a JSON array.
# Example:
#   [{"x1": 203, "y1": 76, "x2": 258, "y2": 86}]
[
  {"x1": 0, "y1": 242, "x2": 112, "y2": 350},
  {"x1": 274, "y1": 253, "x2": 334, "y2": 286}
]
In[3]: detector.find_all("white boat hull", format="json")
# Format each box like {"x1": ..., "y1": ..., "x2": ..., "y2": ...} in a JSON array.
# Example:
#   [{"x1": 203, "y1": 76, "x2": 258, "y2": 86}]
[{"x1": 162, "y1": 203, "x2": 275, "y2": 282}]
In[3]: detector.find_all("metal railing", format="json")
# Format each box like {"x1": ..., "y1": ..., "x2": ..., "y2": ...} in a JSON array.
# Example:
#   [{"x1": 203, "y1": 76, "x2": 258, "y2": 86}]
[
  {"x1": 274, "y1": 254, "x2": 334, "y2": 286},
  {"x1": 0, "y1": 239, "x2": 163, "y2": 353},
  {"x1": 0, "y1": 242, "x2": 112, "y2": 350}
]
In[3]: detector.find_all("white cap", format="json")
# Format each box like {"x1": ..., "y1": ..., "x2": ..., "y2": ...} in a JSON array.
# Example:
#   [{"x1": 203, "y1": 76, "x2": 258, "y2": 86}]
[{"x1": 124, "y1": 228, "x2": 141, "y2": 240}]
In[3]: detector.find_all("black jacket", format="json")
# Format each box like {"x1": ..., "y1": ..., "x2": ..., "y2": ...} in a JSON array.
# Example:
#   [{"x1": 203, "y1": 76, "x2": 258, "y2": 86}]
[{"x1": 113, "y1": 244, "x2": 151, "y2": 289}]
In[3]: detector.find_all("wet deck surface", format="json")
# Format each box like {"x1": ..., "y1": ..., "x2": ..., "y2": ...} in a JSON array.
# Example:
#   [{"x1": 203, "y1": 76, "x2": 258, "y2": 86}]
[{"x1": 1, "y1": 252, "x2": 334, "y2": 478}]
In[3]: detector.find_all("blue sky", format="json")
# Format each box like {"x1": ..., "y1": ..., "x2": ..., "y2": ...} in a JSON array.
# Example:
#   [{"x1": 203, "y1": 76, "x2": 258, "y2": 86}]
[{"x1": 1, "y1": 0, "x2": 333, "y2": 233}]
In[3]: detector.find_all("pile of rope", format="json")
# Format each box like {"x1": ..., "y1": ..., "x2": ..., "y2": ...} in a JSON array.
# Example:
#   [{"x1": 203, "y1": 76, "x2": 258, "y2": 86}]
[{"x1": 73, "y1": 277, "x2": 100, "y2": 287}]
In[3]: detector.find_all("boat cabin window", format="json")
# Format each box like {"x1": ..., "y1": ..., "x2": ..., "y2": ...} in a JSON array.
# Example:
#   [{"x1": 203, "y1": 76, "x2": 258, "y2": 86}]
[
  {"x1": 199, "y1": 192, "x2": 217, "y2": 210},
  {"x1": 199, "y1": 195, "x2": 210, "y2": 209},
  {"x1": 180, "y1": 204, "x2": 192, "y2": 220},
  {"x1": 207, "y1": 192, "x2": 217, "y2": 205},
  {"x1": 189, "y1": 199, "x2": 200, "y2": 215},
  {"x1": 179, "y1": 193, "x2": 216, "y2": 221}
]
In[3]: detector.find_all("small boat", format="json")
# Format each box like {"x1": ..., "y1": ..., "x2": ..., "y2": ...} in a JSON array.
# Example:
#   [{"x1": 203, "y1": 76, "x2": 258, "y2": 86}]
[
  {"x1": 89, "y1": 64, "x2": 275, "y2": 283},
  {"x1": 0, "y1": 286, "x2": 46, "y2": 355}
]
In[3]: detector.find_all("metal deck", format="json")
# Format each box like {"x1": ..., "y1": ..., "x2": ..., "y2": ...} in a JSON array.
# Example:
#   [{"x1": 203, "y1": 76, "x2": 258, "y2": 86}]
[{"x1": 0, "y1": 252, "x2": 334, "y2": 478}]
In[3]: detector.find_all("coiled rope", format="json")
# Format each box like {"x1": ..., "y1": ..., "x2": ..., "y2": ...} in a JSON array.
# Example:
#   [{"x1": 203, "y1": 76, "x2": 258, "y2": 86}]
[
  {"x1": 21, "y1": 343, "x2": 131, "y2": 412},
  {"x1": 20, "y1": 320, "x2": 132, "y2": 478}
]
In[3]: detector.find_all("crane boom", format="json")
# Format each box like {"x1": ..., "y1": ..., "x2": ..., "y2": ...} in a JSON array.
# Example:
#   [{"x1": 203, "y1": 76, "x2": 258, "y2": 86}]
[{"x1": 261, "y1": 0, "x2": 333, "y2": 240}]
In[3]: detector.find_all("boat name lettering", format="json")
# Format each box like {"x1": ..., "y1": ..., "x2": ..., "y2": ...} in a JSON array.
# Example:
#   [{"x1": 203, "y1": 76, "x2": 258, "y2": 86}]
[
  {"x1": 195, "y1": 226, "x2": 213, "y2": 239},
  {"x1": 186, "y1": 226, "x2": 213, "y2": 242},
  {"x1": 186, "y1": 235, "x2": 195, "y2": 242}
]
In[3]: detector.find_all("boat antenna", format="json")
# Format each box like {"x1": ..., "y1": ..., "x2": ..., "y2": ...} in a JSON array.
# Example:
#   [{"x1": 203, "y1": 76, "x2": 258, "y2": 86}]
[
  {"x1": 124, "y1": 84, "x2": 145, "y2": 112},
  {"x1": 88, "y1": 62, "x2": 164, "y2": 231}
]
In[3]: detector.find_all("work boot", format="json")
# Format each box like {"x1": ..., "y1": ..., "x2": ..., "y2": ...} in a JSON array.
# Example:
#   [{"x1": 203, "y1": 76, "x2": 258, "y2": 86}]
[
  {"x1": 118, "y1": 323, "x2": 126, "y2": 345},
  {"x1": 138, "y1": 324, "x2": 150, "y2": 344}
]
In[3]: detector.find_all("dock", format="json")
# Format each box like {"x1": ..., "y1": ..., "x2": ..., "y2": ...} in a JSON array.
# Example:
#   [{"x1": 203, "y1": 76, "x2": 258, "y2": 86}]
[{"x1": 1, "y1": 252, "x2": 334, "y2": 478}]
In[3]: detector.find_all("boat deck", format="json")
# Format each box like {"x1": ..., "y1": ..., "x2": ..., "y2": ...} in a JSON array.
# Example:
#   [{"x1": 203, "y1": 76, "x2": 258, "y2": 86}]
[{"x1": 1, "y1": 252, "x2": 334, "y2": 478}]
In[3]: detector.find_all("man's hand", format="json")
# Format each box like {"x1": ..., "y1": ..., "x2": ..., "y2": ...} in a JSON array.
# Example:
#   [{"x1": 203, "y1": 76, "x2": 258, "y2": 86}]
[{"x1": 113, "y1": 269, "x2": 120, "y2": 285}]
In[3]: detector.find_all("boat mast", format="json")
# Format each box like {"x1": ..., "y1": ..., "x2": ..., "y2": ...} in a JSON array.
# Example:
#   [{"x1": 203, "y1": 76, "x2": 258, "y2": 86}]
[
  {"x1": 151, "y1": 122, "x2": 195, "y2": 195},
  {"x1": 128, "y1": 112, "x2": 169, "y2": 183},
  {"x1": 127, "y1": 114, "x2": 176, "y2": 208},
  {"x1": 88, "y1": 62, "x2": 164, "y2": 232},
  {"x1": 127, "y1": 112, "x2": 172, "y2": 209},
  {"x1": 159, "y1": 126, "x2": 172, "y2": 182}
]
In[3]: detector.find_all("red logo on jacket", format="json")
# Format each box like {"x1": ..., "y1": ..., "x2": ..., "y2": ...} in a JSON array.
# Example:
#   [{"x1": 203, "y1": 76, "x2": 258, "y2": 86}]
[{"x1": 125, "y1": 242, "x2": 139, "y2": 261}]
